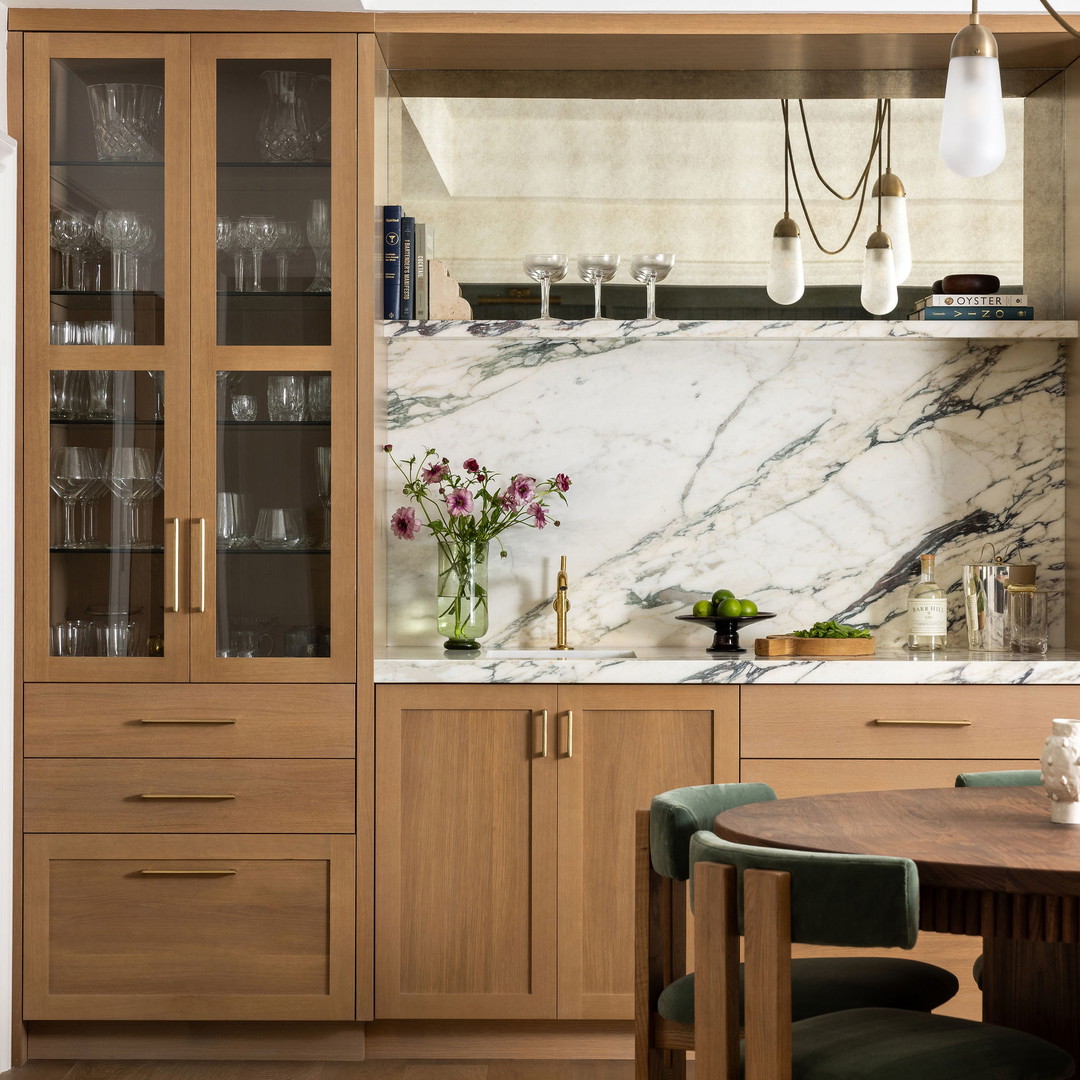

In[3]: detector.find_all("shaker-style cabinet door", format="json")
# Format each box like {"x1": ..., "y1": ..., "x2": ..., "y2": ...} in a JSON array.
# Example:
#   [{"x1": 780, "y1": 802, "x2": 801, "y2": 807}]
[
  {"x1": 555, "y1": 685, "x2": 737, "y2": 1019},
  {"x1": 23, "y1": 33, "x2": 192, "y2": 681},
  {"x1": 188, "y1": 35, "x2": 357, "y2": 682},
  {"x1": 375, "y1": 684, "x2": 560, "y2": 1019}
]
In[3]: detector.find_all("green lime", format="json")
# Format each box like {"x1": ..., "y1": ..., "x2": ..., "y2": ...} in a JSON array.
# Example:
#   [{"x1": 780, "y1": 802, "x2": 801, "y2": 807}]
[
  {"x1": 711, "y1": 589, "x2": 735, "y2": 604},
  {"x1": 717, "y1": 597, "x2": 743, "y2": 618},
  {"x1": 692, "y1": 600, "x2": 715, "y2": 617},
  {"x1": 739, "y1": 599, "x2": 758, "y2": 617}
]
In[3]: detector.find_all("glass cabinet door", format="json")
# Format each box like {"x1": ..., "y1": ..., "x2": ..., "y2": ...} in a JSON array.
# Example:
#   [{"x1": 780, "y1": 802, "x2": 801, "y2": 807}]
[
  {"x1": 24, "y1": 34, "x2": 190, "y2": 681},
  {"x1": 189, "y1": 36, "x2": 356, "y2": 682}
]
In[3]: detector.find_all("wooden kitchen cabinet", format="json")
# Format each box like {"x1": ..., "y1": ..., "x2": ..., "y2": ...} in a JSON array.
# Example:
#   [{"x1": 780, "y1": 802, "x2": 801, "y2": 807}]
[{"x1": 374, "y1": 683, "x2": 738, "y2": 1020}]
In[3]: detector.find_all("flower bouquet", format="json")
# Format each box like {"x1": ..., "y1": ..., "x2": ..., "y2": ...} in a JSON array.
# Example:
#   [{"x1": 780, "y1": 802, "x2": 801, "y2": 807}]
[{"x1": 385, "y1": 446, "x2": 571, "y2": 649}]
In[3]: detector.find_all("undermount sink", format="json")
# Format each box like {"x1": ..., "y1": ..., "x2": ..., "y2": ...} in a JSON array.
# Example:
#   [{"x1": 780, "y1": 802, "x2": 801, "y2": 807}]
[{"x1": 488, "y1": 649, "x2": 636, "y2": 660}]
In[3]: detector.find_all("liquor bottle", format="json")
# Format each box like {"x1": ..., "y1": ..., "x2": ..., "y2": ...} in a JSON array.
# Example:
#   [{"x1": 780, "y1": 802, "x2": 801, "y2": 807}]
[{"x1": 907, "y1": 553, "x2": 948, "y2": 650}]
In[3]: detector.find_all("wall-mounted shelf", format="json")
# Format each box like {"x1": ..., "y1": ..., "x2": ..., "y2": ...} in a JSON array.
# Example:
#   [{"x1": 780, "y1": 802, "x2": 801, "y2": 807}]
[{"x1": 382, "y1": 319, "x2": 1080, "y2": 342}]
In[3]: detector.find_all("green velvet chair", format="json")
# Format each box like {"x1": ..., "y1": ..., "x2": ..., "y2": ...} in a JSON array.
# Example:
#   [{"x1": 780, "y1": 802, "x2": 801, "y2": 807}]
[
  {"x1": 689, "y1": 830, "x2": 1075, "y2": 1080},
  {"x1": 635, "y1": 784, "x2": 959, "y2": 1080},
  {"x1": 954, "y1": 769, "x2": 1041, "y2": 989}
]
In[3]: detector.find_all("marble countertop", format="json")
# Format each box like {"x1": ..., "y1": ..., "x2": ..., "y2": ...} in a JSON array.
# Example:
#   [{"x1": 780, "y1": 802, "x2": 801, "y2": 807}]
[{"x1": 375, "y1": 647, "x2": 1080, "y2": 685}]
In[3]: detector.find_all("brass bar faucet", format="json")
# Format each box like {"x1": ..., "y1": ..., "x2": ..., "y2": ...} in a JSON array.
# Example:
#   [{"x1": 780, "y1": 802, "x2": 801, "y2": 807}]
[{"x1": 551, "y1": 555, "x2": 573, "y2": 651}]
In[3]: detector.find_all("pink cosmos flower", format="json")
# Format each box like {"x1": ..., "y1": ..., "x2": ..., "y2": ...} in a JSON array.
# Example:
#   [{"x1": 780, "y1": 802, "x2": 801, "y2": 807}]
[
  {"x1": 446, "y1": 488, "x2": 475, "y2": 516},
  {"x1": 463, "y1": 458, "x2": 481, "y2": 473},
  {"x1": 390, "y1": 506, "x2": 419, "y2": 540},
  {"x1": 511, "y1": 475, "x2": 536, "y2": 503},
  {"x1": 421, "y1": 462, "x2": 449, "y2": 485},
  {"x1": 529, "y1": 502, "x2": 548, "y2": 529},
  {"x1": 500, "y1": 488, "x2": 522, "y2": 512},
  {"x1": 555, "y1": 473, "x2": 571, "y2": 492}
]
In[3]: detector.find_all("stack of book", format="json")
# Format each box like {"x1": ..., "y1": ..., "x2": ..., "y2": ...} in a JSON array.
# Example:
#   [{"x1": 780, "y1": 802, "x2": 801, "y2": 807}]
[
  {"x1": 382, "y1": 205, "x2": 434, "y2": 320},
  {"x1": 909, "y1": 291, "x2": 1033, "y2": 321}
]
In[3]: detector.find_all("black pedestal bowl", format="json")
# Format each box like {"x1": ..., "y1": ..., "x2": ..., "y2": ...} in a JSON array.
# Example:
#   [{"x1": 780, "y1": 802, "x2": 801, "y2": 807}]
[{"x1": 675, "y1": 613, "x2": 777, "y2": 654}]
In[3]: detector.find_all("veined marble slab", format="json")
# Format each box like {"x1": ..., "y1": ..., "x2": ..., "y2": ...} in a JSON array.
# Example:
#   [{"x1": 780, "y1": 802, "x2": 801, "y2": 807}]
[
  {"x1": 385, "y1": 332, "x2": 1067, "y2": 651},
  {"x1": 376, "y1": 647, "x2": 1080, "y2": 685},
  {"x1": 384, "y1": 319, "x2": 1080, "y2": 342}
]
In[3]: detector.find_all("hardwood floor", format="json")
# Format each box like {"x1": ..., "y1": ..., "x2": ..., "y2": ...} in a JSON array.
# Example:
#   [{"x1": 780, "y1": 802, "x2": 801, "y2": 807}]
[{"x1": 0, "y1": 1062, "x2": 644, "y2": 1080}]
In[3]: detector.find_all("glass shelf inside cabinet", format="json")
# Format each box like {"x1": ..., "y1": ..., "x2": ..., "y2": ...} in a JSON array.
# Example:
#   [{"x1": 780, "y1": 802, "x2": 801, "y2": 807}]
[
  {"x1": 48, "y1": 369, "x2": 167, "y2": 659},
  {"x1": 215, "y1": 369, "x2": 332, "y2": 660}
]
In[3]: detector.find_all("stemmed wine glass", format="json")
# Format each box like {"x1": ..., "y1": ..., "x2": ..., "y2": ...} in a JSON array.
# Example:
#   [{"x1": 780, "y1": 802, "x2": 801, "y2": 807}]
[
  {"x1": 217, "y1": 215, "x2": 244, "y2": 293},
  {"x1": 50, "y1": 446, "x2": 100, "y2": 549},
  {"x1": 237, "y1": 215, "x2": 278, "y2": 293},
  {"x1": 77, "y1": 449, "x2": 109, "y2": 549},
  {"x1": 306, "y1": 199, "x2": 331, "y2": 293},
  {"x1": 315, "y1": 446, "x2": 331, "y2": 549},
  {"x1": 577, "y1": 254, "x2": 620, "y2": 320},
  {"x1": 523, "y1": 254, "x2": 568, "y2": 322},
  {"x1": 50, "y1": 210, "x2": 93, "y2": 292},
  {"x1": 629, "y1": 254, "x2": 675, "y2": 320},
  {"x1": 103, "y1": 446, "x2": 157, "y2": 548},
  {"x1": 272, "y1": 220, "x2": 304, "y2": 291}
]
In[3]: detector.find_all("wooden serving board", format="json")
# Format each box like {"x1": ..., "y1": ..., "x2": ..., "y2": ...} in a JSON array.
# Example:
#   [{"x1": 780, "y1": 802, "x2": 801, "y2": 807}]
[{"x1": 754, "y1": 635, "x2": 876, "y2": 657}]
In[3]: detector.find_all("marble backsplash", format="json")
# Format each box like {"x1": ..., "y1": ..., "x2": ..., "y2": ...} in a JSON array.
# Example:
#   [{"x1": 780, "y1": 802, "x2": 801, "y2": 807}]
[{"x1": 383, "y1": 322, "x2": 1066, "y2": 650}]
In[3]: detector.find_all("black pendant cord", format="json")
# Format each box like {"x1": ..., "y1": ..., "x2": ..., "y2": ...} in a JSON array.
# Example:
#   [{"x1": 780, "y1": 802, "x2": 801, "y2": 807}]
[
  {"x1": 782, "y1": 98, "x2": 791, "y2": 216},
  {"x1": 783, "y1": 98, "x2": 885, "y2": 256},
  {"x1": 877, "y1": 102, "x2": 884, "y2": 233},
  {"x1": 1039, "y1": 0, "x2": 1080, "y2": 38},
  {"x1": 797, "y1": 98, "x2": 882, "y2": 201}
]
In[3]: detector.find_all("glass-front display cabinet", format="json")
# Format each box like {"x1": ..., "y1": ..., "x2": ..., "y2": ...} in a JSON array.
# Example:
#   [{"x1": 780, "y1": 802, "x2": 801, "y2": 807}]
[{"x1": 24, "y1": 33, "x2": 357, "y2": 682}]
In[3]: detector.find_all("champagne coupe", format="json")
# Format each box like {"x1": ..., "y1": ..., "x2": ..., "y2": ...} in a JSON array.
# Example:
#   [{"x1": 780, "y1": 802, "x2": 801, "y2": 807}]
[
  {"x1": 103, "y1": 446, "x2": 157, "y2": 548},
  {"x1": 306, "y1": 198, "x2": 331, "y2": 293},
  {"x1": 629, "y1": 253, "x2": 675, "y2": 320},
  {"x1": 523, "y1": 253, "x2": 568, "y2": 321},
  {"x1": 315, "y1": 446, "x2": 331, "y2": 549},
  {"x1": 272, "y1": 220, "x2": 304, "y2": 291},
  {"x1": 577, "y1": 254, "x2": 620, "y2": 319},
  {"x1": 237, "y1": 214, "x2": 278, "y2": 293},
  {"x1": 50, "y1": 446, "x2": 100, "y2": 549}
]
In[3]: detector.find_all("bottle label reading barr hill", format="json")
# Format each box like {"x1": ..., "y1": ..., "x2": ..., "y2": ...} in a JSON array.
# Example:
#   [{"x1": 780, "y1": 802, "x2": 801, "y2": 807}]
[{"x1": 909, "y1": 599, "x2": 948, "y2": 634}]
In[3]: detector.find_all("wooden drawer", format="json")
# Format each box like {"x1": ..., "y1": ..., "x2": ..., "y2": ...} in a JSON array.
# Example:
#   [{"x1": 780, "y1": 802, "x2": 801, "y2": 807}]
[
  {"x1": 24, "y1": 759, "x2": 354, "y2": 833},
  {"x1": 24, "y1": 833, "x2": 355, "y2": 1020},
  {"x1": 24, "y1": 683, "x2": 355, "y2": 757},
  {"x1": 740, "y1": 685, "x2": 1080, "y2": 758}
]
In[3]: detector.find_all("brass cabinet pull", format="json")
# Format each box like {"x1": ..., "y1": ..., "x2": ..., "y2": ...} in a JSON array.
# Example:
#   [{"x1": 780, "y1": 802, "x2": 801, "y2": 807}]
[
  {"x1": 194, "y1": 517, "x2": 206, "y2": 613},
  {"x1": 166, "y1": 517, "x2": 180, "y2": 612},
  {"x1": 566, "y1": 710, "x2": 574, "y2": 758},
  {"x1": 873, "y1": 719, "x2": 973, "y2": 727},
  {"x1": 539, "y1": 709, "x2": 549, "y2": 757},
  {"x1": 139, "y1": 718, "x2": 237, "y2": 725},
  {"x1": 139, "y1": 868, "x2": 237, "y2": 876},
  {"x1": 138, "y1": 793, "x2": 237, "y2": 800}
]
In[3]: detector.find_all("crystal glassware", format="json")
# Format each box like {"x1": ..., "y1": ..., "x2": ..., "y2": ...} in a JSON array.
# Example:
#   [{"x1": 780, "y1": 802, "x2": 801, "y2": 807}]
[
  {"x1": 50, "y1": 210, "x2": 93, "y2": 292},
  {"x1": 577, "y1": 254, "x2": 620, "y2": 319},
  {"x1": 230, "y1": 393, "x2": 257, "y2": 421},
  {"x1": 305, "y1": 198, "x2": 331, "y2": 293},
  {"x1": 629, "y1": 254, "x2": 675, "y2": 320},
  {"x1": 49, "y1": 445, "x2": 100, "y2": 549},
  {"x1": 236, "y1": 214, "x2": 278, "y2": 293},
  {"x1": 271, "y1": 220, "x2": 304, "y2": 291},
  {"x1": 253, "y1": 506, "x2": 307, "y2": 549},
  {"x1": 307, "y1": 374, "x2": 331, "y2": 421},
  {"x1": 266, "y1": 374, "x2": 306, "y2": 421},
  {"x1": 316, "y1": 446, "x2": 331, "y2": 549},
  {"x1": 217, "y1": 491, "x2": 252, "y2": 549},
  {"x1": 523, "y1": 253, "x2": 568, "y2": 321},
  {"x1": 217, "y1": 215, "x2": 243, "y2": 293},
  {"x1": 103, "y1": 446, "x2": 157, "y2": 548},
  {"x1": 86, "y1": 83, "x2": 163, "y2": 162}
]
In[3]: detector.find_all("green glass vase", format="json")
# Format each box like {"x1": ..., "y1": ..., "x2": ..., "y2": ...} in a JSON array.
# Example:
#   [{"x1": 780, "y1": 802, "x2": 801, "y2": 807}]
[{"x1": 436, "y1": 538, "x2": 488, "y2": 650}]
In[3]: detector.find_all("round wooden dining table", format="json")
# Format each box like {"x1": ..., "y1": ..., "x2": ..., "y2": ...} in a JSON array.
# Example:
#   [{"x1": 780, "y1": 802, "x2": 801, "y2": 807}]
[{"x1": 714, "y1": 785, "x2": 1080, "y2": 1074}]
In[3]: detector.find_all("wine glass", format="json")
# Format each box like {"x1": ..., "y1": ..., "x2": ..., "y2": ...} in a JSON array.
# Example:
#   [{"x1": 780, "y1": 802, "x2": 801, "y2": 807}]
[
  {"x1": 50, "y1": 446, "x2": 100, "y2": 549},
  {"x1": 272, "y1": 220, "x2": 304, "y2": 291},
  {"x1": 236, "y1": 214, "x2": 278, "y2": 293},
  {"x1": 76, "y1": 449, "x2": 109, "y2": 549},
  {"x1": 315, "y1": 446, "x2": 331, "y2": 549},
  {"x1": 306, "y1": 199, "x2": 331, "y2": 293},
  {"x1": 217, "y1": 215, "x2": 243, "y2": 293},
  {"x1": 523, "y1": 253, "x2": 568, "y2": 321},
  {"x1": 50, "y1": 210, "x2": 93, "y2": 292},
  {"x1": 629, "y1": 253, "x2": 675, "y2": 320},
  {"x1": 103, "y1": 446, "x2": 157, "y2": 548},
  {"x1": 577, "y1": 254, "x2": 620, "y2": 319}
]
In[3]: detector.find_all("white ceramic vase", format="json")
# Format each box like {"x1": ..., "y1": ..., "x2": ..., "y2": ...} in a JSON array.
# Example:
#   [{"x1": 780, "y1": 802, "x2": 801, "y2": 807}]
[{"x1": 1041, "y1": 718, "x2": 1080, "y2": 824}]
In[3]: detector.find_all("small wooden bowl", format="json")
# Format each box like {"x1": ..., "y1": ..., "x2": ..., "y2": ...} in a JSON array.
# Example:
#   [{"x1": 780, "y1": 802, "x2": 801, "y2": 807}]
[{"x1": 942, "y1": 273, "x2": 1000, "y2": 294}]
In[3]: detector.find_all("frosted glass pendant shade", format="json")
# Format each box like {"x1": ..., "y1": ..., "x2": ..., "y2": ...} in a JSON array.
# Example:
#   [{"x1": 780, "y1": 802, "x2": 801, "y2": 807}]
[
  {"x1": 766, "y1": 219, "x2": 804, "y2": 306},
  {"x1": 940, "y1": 54, "x2": 1006, "y2": 178},
  {"x1": 861, "y1": 231, "x2": 898, "y2": 316},
  {"x1": 879, "y1": 195, "x2": 911, "y2": 285}
]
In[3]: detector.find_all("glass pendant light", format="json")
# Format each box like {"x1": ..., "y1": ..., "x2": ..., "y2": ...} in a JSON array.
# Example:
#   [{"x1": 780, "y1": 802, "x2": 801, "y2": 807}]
[
  {"x1": 862, "y1": 117, "x2": 898, "y2": 317},
  {"x1": 940, "y1": 0, "x2": 1005, "y2": 178},
  {"x1": 871, "y1": 102, "x2": 912, "y2": 285},
  {"x1": 767, "y1": 101, "x2": 805, "y2": 306}
]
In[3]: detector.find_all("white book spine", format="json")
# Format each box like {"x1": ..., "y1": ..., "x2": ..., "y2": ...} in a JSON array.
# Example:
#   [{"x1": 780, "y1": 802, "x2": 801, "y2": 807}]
[
  {"x1": 914, "y1": 293, "x2": 1027, "y2": 310},
  {"x1": 415, "y1": 223, "x2": 433, "y2": 320}
]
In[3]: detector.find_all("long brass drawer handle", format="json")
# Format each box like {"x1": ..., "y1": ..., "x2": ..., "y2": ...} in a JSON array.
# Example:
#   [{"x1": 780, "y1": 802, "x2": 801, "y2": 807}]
[
  {"x1": 139, "y1": 868, "x2": 237, "y2": 876},
  {"x1": 166, "y1": 517, "x2": 180, "y2": 612},
  {"x1": 873, "y1": 719, "x2": 973, "y2": 727},
  {"x1": 138, "y1": 793, "x2": 237, "y2": 800},
  {"x1": 138, "y1": 718, "x2": 237, "y2": 725}
]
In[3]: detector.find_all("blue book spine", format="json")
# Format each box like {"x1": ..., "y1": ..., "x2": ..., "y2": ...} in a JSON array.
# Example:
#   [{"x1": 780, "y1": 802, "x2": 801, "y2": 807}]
[
  {"x1": 383, "y1": 205, "x2": 402, "y2": 320},
  {"x1": 917, "y1": 306, "x2": 1034, "y2": 320},
  {"x1": 400, "y1": 216, "x2": 415, "y2": 321}
]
